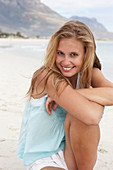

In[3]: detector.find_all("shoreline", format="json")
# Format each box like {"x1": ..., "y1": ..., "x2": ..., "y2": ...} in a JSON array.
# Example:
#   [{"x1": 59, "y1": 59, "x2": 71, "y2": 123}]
[{"x1": 0, "y1": 37, "x2": 113, "y2": 41}]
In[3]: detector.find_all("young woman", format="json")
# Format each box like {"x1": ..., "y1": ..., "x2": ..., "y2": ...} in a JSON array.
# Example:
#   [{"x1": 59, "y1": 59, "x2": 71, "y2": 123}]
[{"x1": 17, "y1": 20, "x2": 113, "y2": 170}]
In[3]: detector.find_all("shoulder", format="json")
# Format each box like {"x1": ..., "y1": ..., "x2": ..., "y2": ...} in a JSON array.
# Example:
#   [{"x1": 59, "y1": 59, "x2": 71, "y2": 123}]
[
  {"x1": 91, "y1": 68, "x2": 113, "y2": 87},
  {"x1": 32, "y1": 67, "x2": 52, "y2": 97},
  {"x1": 46, "y1": 70, "x2": 69, "y2": 97}
]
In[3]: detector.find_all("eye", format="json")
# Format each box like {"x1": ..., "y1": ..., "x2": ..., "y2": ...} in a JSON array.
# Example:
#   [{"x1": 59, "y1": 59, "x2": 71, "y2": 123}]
[
  {"x1": 57, "y1": 51, "x2": 64, "y2": 55},
  {"x1": 71, "y1": 53, "x2": 78, "y2": 57}
]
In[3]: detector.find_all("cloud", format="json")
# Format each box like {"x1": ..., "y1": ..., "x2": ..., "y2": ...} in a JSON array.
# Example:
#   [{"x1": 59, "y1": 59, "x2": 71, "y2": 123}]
[{"x1": 41, "y1": 0, "x2": 113, "y2": 9}]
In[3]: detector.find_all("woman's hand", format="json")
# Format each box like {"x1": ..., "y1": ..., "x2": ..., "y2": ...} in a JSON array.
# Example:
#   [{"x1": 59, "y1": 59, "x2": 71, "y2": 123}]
[{"x1": 46, "y1": 96, "x2": 58, "y2": 115}]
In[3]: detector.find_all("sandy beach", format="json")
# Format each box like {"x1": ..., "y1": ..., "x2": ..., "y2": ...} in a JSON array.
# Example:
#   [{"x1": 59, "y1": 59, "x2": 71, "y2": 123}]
[{"x1": 0, "y1": 38, "x2": 113, "y2": 170}]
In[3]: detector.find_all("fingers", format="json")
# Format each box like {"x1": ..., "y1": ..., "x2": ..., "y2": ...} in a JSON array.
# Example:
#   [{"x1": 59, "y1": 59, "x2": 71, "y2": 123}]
[
  {"x1": 45, "y1": 96, "x2": 58, "y2": 115},
  {"x1": 53, "y1": 103, "x2": 58, "y2": 111},
  {"x1": 46, "y1": 101, "x2": 52, "y2": 115}
]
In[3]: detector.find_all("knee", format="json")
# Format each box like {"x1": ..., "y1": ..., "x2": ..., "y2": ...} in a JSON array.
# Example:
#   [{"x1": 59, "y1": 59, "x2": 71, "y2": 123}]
[{"x1": 67, "y1": 114, "x2": 100, "y2": 132}]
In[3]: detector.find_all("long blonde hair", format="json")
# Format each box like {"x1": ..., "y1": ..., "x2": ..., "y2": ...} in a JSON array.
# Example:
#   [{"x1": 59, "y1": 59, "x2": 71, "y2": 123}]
[
  {"x1": 27, "y1": 20, "x2": 101, "y2": 97},
  {"x1": 45, "y1": 20, "x2": 101, "y2": 88}
]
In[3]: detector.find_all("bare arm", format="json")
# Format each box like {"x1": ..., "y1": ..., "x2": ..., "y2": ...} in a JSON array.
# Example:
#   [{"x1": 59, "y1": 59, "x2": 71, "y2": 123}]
[
  {"x1": 77, "y1": 68, "x2": 113, "y2": 106},
  {"x1": 45, "y1": 72, "x2": 103, "y2": 126},
  {"x1": 76, "y1": 87, "x2": 113, "y2": 106}
]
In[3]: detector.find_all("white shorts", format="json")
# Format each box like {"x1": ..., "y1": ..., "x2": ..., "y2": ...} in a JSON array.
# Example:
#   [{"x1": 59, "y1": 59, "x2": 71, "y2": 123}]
[{"x1": 27, "y1": 150, "x2": 68, "y2": 170}]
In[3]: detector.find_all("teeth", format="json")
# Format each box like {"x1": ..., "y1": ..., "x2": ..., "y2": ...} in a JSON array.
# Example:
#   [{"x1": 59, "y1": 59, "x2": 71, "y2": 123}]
[{"x1": 63, "y1": 67, "x2": 72, "y2": 71}]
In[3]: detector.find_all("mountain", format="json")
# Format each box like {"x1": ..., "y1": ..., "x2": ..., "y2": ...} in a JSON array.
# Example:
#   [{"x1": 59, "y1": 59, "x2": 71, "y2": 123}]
[
  {"x1": 0, "y1": 0, "x2": 67, "y2": 37},
  {"x1": 70, "y1": 16, "x2": 113, "y2": 40},
  {"x1": 0, "y1": 0, "x2": 113, "y2": 40}
]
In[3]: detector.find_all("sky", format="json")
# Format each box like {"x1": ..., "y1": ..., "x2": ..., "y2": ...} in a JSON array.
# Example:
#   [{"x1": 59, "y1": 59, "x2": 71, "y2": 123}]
[{"x1": 41, "y1": 0, "x2": 113, "y2": 32}]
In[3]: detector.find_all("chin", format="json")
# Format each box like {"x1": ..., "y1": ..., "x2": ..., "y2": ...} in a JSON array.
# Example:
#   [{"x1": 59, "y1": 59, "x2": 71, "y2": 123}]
[{"x1": 62, "y1": 73, "x2": 74, "y2": 78}]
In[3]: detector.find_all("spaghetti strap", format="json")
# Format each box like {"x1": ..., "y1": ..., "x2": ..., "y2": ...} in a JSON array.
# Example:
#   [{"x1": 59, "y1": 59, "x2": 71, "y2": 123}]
[{"x1": 76, "y1": 72, "x2": 80, "y2": 89}]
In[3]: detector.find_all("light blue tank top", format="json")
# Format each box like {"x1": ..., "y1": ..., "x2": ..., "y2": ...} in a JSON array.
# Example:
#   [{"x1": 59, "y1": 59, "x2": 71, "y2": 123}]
[
  {"x1": 17, "y1": 73, "x2": 81, "y2": 166},
  {"x1": 17, "y1": 95, "x2": 67, "y2": 166}
]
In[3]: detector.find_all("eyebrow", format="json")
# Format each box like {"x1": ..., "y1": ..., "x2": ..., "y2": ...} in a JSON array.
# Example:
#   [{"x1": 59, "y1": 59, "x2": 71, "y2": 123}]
[
  {"x1": 57, "y1": 49, "x2": 78, "y2": 54},
  {"x1": 56, "y1": 49, "x2": 64, "y2": 53},
  {"x1": 56, "y1": 49, "x2": 62, "y2": 51}
]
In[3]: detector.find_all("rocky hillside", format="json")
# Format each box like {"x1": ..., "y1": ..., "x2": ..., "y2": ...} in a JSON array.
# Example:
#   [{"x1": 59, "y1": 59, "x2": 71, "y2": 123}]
[
  {"x1": 0, "y1": 0, "x2": 113, "y2": 40},
  {"x1": 70, "y1": 16, "x2": 113, "y2": 40},
  {"x1": 0, "y1": 0, "x2": 67, "y2": 37}
]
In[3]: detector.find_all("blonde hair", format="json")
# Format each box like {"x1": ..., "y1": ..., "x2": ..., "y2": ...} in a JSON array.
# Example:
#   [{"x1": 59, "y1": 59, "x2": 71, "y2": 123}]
[{"x1": 28, "y1": 20, "x2": 101, "y2": 97}]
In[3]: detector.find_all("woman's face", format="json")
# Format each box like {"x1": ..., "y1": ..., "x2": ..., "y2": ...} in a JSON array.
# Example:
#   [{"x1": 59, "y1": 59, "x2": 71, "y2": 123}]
[{"x1": 56, "y1": 38, "x2": 85, "y2": 78}]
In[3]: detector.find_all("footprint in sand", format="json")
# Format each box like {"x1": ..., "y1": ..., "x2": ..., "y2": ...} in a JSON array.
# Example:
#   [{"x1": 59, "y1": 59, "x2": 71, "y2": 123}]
[
  {"x1": 98, "y1": 148, "x2": 108, "y2": 153},
  {"x1": 0, "y1": 138, "x2": 6, "y2": 142}
]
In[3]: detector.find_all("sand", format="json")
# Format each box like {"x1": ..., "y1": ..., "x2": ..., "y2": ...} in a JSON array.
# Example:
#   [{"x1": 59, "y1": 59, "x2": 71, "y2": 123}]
[{"x1": 0, "y1": 38, "x2": 113, "y2": 170}]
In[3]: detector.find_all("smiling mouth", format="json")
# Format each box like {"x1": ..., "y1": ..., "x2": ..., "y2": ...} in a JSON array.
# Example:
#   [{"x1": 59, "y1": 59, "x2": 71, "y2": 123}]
[{"x1": 62, "y1": 66, "x2": 74, "y2": 72}]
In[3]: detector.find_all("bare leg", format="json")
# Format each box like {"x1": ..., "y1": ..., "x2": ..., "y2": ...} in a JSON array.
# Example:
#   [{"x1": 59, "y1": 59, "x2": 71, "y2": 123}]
[
  {"x1": 41, "y1": 167, "x2": 65, "y2": 170},
  {"x1": 64, "y1": 113, "x2": 78, "y2": 170},
  {"x1": 64, "y1": 113, "x2": 100, "y2": 170}
]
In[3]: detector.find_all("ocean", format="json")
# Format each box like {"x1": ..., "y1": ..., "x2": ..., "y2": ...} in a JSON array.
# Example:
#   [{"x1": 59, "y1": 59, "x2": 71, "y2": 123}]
[
  {"x1": 0, "y1": 38, "x2": 113, "y2": 81},
  {"x1": 96, "y1": 41, "x2": 113, "y2": 81}
]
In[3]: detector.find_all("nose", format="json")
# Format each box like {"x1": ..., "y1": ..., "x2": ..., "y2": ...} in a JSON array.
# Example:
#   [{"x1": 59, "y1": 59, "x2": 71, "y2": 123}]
[{"x1": 62, "y1": 55, "x2": 70, "y2": 65}]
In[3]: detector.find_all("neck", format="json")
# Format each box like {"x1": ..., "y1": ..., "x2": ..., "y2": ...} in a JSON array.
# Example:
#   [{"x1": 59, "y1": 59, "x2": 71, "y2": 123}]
[{"x1": 68, "y1": 74, "x2": 78, "y2": 89}]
